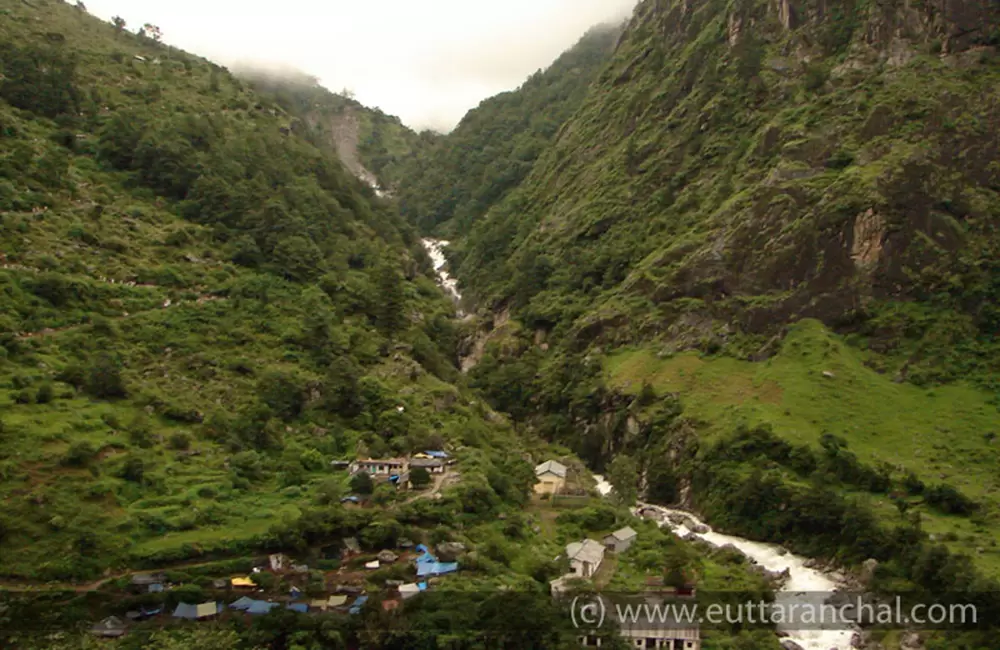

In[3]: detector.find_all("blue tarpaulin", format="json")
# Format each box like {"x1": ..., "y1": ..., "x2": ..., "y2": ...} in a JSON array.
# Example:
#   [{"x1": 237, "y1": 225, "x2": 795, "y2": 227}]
[
  {"x1": 348, "y1": 595, "x2": 368, "y2": 614},
  {"x1": 416, "y1": 561, "x2": 458, "y2": 577},
  {"x1": 414, "y1": 544, "x2": 429, "y2": 554},
  {"x1": 229, "y1": 597, "x2": 256, "y2": 611},
  {"x1": 148, "y1": 583, "x2": 164, "y2": 593},
  {"x1": 247, "y1": 601, "x2": 280, "y2": 615},
  {"x1": 424, "y1": 451, "x2": 449, "y2": 458},
  {"x1": 287, "y1": 603, "x2": 309, "y2": 613},
  {"x1": 417, "y1": 582, "x2": 427, "y2": 591}
]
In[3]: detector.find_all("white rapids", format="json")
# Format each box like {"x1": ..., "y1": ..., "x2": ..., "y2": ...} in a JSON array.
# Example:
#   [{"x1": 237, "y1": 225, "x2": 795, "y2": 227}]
[
  {"x1": 421, "y1": 238, "x2": 464, "y2": 316},
  {"x1": 593, "y1": 475, "x2": 856, "y2": 650}
]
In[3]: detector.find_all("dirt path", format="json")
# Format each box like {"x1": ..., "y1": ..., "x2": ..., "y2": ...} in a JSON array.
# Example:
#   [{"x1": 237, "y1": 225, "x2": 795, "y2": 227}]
[
  {"x1": 0, "y1": 556, "x2": 266, "y2": 594},
  {"x1": 401, "y1": 471, "x2": 451, "y2": 504}
]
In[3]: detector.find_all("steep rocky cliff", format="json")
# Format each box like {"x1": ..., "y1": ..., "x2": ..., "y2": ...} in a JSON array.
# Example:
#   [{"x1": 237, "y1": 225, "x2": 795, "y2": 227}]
[{"x1": 457, "y1": 0, "x2": 1000, "y2": 383}]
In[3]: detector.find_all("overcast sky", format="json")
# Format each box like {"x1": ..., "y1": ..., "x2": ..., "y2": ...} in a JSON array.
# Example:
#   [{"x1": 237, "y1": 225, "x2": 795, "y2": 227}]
[{"x1": 82, "y1": 0, "x2": 638, "y2": 132}]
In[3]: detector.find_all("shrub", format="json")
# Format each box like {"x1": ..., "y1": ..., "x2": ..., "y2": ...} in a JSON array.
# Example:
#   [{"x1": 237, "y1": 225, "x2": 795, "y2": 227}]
[
  {"x1": 84, "y1": 353, "x2": 127, "y2": 399},
  {"x1": 924, "y1": 483, "x2": 977, "y2": 515},
  {"x1": 62, "y1": 441, "x2": 97, "y2": 467},
  {"x1": 168, "y1": 431, "x2": 192, "y2": 450},
  {"x1": 35, "y1": 383, "x2": 54, "y2": 404},
  {"x1": 350, "y1": 471, "x2": 374, "y2": 495},
  {"x1": 410, "y1": 466, "x2": 432, "y2": 489}
]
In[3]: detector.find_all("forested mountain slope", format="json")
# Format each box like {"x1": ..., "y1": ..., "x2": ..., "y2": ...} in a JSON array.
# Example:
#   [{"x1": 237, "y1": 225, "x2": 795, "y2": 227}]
[
  {"x1": 441, "y1": 1, "x2": 1000, "y2": 643},
  {"x1": 0, "y1": 0, "x2": 514, "y2": 587},
  {"x1": 395, "y1": 24, "x2": 621, "y2": 236},
  {"x1": 458, "y1": 0, "x2": 1000, "y2": 387},
  {"x1": 237, "y1": 68, "x2": 431, "y2": 194}
]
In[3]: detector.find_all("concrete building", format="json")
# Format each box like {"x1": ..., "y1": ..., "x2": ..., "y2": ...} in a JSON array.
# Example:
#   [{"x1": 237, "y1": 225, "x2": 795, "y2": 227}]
[
  {"x1": 603, "y1": 526, "x2": 639, "y2": 553},
  {"x1": 566, "y1": 539, "x2": 605, "y2": 579},
  {"x1": 534, "y1": 460, "x2": 568, "y2": 495}
]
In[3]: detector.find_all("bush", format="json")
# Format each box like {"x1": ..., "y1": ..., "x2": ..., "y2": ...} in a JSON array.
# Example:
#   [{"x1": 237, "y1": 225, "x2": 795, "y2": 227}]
[
  {"x1": 35, "y1": 383, "x2": 54, "y2": 404},
  {"x1": 924, "y1": 483, "x2": 977, "y2": 515},
  {"x1": 169, "y1": 431, "x2": 192, "y2": 450},
  {"x1": 350, "y1": 471, "x2": 374, "y2": 495},
  {"x1": 410, "y1": 466, "x2": 432, "y2": 489},
  {"x1": 84, "y1": 353, "x2": 128, "y2": 399},
  {"x1": 62, "y1": 441, "x2": 97, "y2": 467}
]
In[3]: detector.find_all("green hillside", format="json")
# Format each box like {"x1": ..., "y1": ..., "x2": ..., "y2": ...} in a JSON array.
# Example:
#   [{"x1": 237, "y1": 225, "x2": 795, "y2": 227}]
[
  {"x1": 430, "y1": 0, "x2": 1000, "y2": 647},
  {"x1": 236, "y1": 68, "x2": 430, "y2": 193},
  {"x1": 395, "y1": 24, "x2": 621, "y2": 236},
  {"x1": 456, "y1": 0, "x2": 1000, "y2": 389}
]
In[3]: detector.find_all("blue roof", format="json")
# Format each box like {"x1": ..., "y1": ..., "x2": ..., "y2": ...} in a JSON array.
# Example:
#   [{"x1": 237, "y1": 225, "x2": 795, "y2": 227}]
[
  {"x1": 148, "y1": 583, "x2": 164, "y2": 593},
  {"x1": 416, "y1": 561, "x2": 458, "y2": 577},
  {"x1": 229, "y1": 596, "x2": 256, "y2": 611},
  {"x1": 172, "y1": 603, "x2": 198, "y2": 619},
  {"x1": 348, "y1": 595, "x2": 368, "y2": 614},
  {"x1": 290, "y1": 586, "x2": 301, "y2": 597},
  {"x1": 417, "y1": 582, "x2": 427, "y2": 591},
  {"x1": 287, "y1": 603, "x2": 309, "y2": 613},
  {"x1": 246, "y1": 601, "x2": 280, "y2": 615},
  {"x1": 424, "y1": 451, "x2": 449, "y2": 458}
]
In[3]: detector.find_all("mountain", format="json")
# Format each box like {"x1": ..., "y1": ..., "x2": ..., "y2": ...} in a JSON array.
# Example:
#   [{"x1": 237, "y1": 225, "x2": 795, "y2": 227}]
[
  {"x1": 0, "y1": 3, "x2": 782, "y2": 649},
  {"x1": 235, "y1": 67, "x2": 430, "y2": 194},
  {"x1": 459, "y1": 0, "x2": 1000, "y2": 382},
  {"x1": 432, "y1": 0, "x2": 1000, "y2": 642},
  {"x1": 395, "y1": 24, "x2": 622, "y2": 236}
]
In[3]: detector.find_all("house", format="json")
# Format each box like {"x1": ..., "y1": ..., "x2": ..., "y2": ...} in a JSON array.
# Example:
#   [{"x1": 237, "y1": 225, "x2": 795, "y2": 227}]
[
  {"x1": 534, "y1": 460, "x2": 568, "y2": 495},
  {"x1": 91, "y1": 616, "x2": 127, "y2": 638},
  {"x1": 350, "y1": 458, "x2": 407, "y2": 476},
  {"x1": 578, "y1": 597, "x2": 701, "y2": 649},
  {"x1": 231, "y1": 576, "x2": 256, "y2": 589},
  {"x1": 365, "y1": 560, "x2": 380, "y2": 569},
  {"x1": 603, "y1": 526, "x2": 639, "y2": 553},
  {"x1": 566, "y1": 539, "x2": 605, "y2": 578},
  {"x1": 398, "y1": 583, "x2": 422, "y2": 600},
  {"x1": 147, "y1": 583, "x2": 164, "y2": 593},
  {"x1": 410, "y1": 457, "x2": 446, "y2": 474}
]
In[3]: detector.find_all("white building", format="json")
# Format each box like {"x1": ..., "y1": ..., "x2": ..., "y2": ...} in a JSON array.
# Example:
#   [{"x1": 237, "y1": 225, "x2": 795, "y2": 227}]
[{"x1": 566, "y1": 539, "x2": 605, "y2": 578}]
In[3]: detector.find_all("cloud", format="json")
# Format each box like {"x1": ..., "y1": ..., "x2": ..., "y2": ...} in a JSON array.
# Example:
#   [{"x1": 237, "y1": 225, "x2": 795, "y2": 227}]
[{"x1": 81, "y1": 0, "x2": 639, "y2": 132}]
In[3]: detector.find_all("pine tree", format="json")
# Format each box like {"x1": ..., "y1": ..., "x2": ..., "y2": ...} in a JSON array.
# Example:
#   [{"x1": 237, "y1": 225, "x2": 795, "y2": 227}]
[{"x1": 374, "y1": 262, "x2": 406, "y2": 336}]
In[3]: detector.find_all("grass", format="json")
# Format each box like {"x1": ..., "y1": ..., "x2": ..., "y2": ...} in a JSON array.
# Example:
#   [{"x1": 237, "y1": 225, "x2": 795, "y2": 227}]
[{"x1": 605, "y1": 319, "x2": 1000, "y2": 575}]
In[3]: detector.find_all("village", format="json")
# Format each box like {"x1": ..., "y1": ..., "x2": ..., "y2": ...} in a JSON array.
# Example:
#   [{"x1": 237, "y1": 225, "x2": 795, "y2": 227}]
[{"x1": 88, "y1": 453, "x2": 702, "y2": 650}]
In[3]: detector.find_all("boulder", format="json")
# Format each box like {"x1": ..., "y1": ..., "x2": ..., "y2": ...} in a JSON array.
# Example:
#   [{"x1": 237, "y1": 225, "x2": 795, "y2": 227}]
[
  {"x1": 860, "y1": 558, "x2": 879, "y2": 584},
  {"x1": 436, "y1": 542, "x2": 467, "y2": 561},
  {"x1": 780, "y1": 640, "x2": 805, "y2": 650},
  {"x1": 691, "y1": 523, "x2": 710, "y2": 534},
  {"x1": 900, "y1": 632, "x2": 922, "y2": 650}
]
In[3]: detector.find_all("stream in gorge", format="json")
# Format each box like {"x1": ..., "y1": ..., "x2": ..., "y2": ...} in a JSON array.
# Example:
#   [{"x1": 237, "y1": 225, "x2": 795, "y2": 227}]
[
  {"x1": 420, "y1": 236, "x2": 855, "y2": 649},
  {"x1": 421, "y1": 238, "x2": 464, "y2": 316},
  {"x1": 593, "y1": 476, "x2": 857, "y2": 650}
]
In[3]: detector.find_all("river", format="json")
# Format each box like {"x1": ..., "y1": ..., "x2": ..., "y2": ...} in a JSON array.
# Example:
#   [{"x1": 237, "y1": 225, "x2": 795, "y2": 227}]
[
  {"x1": 593, "y1": 476, "x2": 856, "y2": 650},
  {"x1": 421, "y1": 238, "x2": 464, "y2": 316}
]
